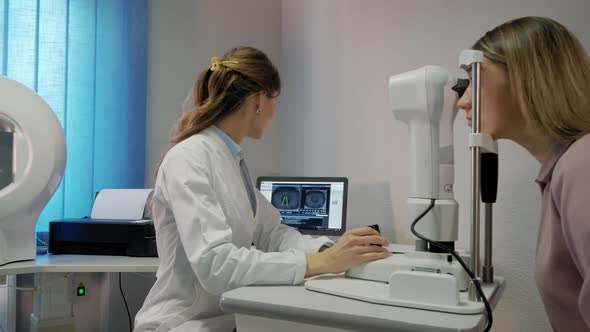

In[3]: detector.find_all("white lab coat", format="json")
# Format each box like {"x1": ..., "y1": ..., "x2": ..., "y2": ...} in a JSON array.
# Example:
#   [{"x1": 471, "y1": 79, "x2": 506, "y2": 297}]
[{"x1": 134, "y1": 128, "x2": 332, "y2": 332}]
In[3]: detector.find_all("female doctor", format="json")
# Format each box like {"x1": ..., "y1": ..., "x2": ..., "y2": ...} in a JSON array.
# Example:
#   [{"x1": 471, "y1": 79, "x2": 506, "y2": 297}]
[
  {"x1": 134, "y1": 46, "x2": 391, "y2": 332},
  {"x1": 457, "y1": 17, "x2": 590, "y2": 331}
]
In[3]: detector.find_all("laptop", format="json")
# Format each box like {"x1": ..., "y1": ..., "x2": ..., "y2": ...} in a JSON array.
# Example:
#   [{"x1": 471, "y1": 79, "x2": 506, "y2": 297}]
[{"x1": 257, "y1": 177, "x2": 348, "y2": 241}]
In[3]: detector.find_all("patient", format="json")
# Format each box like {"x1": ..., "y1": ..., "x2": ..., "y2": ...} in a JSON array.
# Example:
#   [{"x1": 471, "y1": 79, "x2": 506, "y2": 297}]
[{"x1": 457, "y1": 17, "x2": 590, "y2": 331}]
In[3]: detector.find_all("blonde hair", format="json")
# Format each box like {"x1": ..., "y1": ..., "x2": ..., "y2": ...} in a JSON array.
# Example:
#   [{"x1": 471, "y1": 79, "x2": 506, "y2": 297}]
[
  {"x1": 474, "y1": 16, "x2": 590, "y2": 141},
  {"x1": 171, "y1": 46, "x2": 280, "y2": 145}
]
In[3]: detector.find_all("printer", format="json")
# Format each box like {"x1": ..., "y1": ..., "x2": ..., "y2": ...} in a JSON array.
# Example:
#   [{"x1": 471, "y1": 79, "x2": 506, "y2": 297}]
[{"x1": 49, "y1": 189, "x2": 158, "y2": 257}]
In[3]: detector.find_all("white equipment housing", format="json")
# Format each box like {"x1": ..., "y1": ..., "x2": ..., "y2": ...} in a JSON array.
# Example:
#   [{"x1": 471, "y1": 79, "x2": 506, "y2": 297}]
[
  {"x1": 347, "y1": 251, "x2": 469, "y2": 291},
  {"x1": 387, "y1": 65, "x2": 460, "y2": 241},
  {"x1": 0, "y1": 76, "x2": 66, "y2": 266},
  {"x1": 306, "y1": 58, "x2": 502, "y2": 314},
  {"x1": 388, "y1": 66, "x2": 458, "y2": 201}
]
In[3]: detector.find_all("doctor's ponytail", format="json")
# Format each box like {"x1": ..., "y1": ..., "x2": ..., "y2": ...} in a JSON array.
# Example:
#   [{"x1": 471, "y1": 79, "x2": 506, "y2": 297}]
[{"x1": 171, "y1": 46, "x2": 281, "y2": 146}]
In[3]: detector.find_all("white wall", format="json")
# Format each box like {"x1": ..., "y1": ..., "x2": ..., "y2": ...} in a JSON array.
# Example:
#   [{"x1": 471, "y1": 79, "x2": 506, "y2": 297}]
[
  {"x1": 145, "y1": 0, "x2": 283, "y2": 186},
  {"x1": 279, "y1": 1, "x2": 590, "y2": 331}
]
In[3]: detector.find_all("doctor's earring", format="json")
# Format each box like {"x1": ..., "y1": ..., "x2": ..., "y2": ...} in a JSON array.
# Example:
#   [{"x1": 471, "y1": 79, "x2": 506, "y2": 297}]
[{"x1": 256, "y1": 109, "x2": 261, "y2": 115}]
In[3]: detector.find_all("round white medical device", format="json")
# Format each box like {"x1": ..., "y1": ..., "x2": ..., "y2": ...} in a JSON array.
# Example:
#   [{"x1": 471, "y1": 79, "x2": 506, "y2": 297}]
[{"x1": 0, "y1": 75, "x2": 66, "y2": 266}]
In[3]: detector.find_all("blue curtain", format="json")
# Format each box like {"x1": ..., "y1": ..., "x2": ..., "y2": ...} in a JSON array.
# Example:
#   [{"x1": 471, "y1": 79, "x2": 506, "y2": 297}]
[{"x1": 0, "y1": 0, "x2": 148, "y2": 232}]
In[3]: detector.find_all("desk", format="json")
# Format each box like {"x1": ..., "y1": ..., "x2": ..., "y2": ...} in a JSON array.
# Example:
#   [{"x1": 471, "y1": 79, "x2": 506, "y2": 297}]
[
  {"x1": 0, "y1": 254, "x2": 160, "y2": 275},
  {"x1": 0, "y1": 254, "x2": 159, "y2": 332},
  {"x1": 220, "y1": 277, "x2": 505, "y2": 332}
]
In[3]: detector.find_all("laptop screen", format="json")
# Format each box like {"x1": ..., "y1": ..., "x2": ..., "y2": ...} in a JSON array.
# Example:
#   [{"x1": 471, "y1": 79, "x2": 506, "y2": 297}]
[{"x1": 257, "y1": 177, "x2": 348, "y2": 236}]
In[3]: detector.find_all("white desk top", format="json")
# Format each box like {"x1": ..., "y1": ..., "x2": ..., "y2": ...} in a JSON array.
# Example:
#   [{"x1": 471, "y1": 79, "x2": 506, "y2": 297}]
[
  {"x1": 0, "y1": 254, "x2": 160, "y2": 275},
  {"x1": 221, "y1": 277, "x2": 504, "y2": 332}
]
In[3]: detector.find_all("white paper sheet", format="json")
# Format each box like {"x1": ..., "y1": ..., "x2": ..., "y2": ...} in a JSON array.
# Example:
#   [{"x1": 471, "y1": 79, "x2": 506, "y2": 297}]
[
  {"x1": 387, "y1": 243, "x2": 415, "y2": 253},
  {"x1": 91, "y1": 189, "x2": 153, "y2": 220}
]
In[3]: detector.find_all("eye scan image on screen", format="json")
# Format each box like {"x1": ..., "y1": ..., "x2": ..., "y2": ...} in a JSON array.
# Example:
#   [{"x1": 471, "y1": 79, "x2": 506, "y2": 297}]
[{"x1": 258, "y1": 178, "x2": 346, "y2": 234}]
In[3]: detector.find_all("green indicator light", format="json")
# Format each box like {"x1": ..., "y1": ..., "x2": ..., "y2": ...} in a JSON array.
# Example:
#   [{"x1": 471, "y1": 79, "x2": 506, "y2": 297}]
[{"x1": 77, "y1": 285, "x2": 86, "y2": 296}]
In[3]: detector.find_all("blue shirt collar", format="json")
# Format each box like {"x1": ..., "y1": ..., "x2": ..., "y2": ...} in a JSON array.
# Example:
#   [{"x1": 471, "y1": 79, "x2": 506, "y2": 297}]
[{"x1": 211, "y1": 125, "x2": 241, "y2": 157}]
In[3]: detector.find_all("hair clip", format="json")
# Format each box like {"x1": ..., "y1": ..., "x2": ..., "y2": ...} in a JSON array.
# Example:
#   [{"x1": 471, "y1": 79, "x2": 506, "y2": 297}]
[{"x1": 210, "y1": 56, "x2": 238, "y2": 72}]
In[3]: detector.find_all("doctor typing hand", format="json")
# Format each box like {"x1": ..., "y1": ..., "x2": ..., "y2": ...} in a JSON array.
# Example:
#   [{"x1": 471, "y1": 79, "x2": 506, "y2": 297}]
[{"x1": 305, "y1": 227, "x2": 390, "y2": 277}]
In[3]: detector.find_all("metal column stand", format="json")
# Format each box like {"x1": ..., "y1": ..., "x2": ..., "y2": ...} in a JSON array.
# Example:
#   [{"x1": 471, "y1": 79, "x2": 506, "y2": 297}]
[
  {"x1": 460, "y1": 50, "x2": 484, "y2": 302},
  {"x1": 460, "y1": 50, "x2": 500, "y2": 304}
]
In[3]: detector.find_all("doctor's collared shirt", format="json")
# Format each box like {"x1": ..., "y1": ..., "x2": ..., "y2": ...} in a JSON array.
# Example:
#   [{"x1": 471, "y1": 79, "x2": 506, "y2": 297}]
[
  {"x1": 211, "y1": 125, "x2": 257, "y2": 216},
  {"x1": 211, "y1": 125, "x2": 241, "y2": 157},
  {"x1": 535, "y1": 134, "x2": 590, "y2": 332}
]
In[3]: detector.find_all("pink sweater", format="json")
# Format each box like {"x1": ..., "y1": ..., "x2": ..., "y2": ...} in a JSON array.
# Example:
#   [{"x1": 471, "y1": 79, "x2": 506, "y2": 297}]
[{"x1": 535, "y1": 134, "x2": 590, "y2": 332}]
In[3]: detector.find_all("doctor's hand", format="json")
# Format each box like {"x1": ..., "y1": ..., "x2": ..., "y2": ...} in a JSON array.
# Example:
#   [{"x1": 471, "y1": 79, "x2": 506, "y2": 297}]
[{"x1": 304, "y1": 227, "x2": 390, "y2": 277}]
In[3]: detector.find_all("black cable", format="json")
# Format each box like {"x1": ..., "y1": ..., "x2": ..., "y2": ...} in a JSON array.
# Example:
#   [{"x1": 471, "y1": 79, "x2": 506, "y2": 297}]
[
  {"x1": 410, "y1": 199, "x2": 493, "y2": 332},
  {"x1": 119, "y1": 272, "x2": 132, "y2": 332}
]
